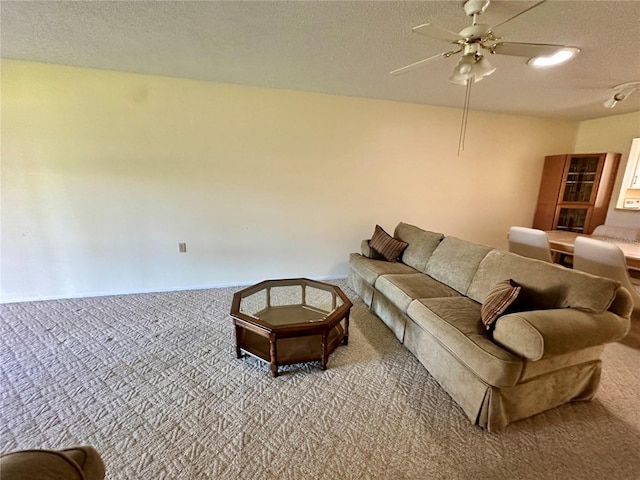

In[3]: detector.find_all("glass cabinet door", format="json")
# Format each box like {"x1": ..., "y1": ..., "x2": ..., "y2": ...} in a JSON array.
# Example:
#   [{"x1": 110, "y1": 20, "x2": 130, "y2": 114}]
[
  {"x1": 554, "y1": 207, "x2": 590, "y2": 233},
  {"x1": 561, "y1": 155, "x2": 601, "y2": 203}
]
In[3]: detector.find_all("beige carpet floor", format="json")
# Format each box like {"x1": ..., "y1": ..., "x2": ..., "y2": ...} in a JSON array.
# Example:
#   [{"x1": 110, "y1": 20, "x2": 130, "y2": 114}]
[{"x1": 1, "y1": 279, "x2": 639, "y2": 479}]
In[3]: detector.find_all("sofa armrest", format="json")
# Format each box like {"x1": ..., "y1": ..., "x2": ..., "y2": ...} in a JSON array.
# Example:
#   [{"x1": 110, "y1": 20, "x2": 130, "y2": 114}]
[
  {"x1": 0, "y1": 446, "x2": 105, "y2": 480},
  {"x1": 361, "y1": 239, "x2": 385, "y2": 260},
  {"x1": 492, "y1": 309, "x2": 631, "y2": 361},
  {"x1": 608, "y1": 285, "x2": 634, "y2": 319}
]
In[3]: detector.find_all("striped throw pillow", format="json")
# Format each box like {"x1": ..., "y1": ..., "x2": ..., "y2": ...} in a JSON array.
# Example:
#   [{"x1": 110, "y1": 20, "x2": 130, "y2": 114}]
[
  {"x1": 481, "y1": 279, "x2": 522, "y2": 330},
  {"x1": 369, "y1": 225, "x2": 408, "y2": 262}
]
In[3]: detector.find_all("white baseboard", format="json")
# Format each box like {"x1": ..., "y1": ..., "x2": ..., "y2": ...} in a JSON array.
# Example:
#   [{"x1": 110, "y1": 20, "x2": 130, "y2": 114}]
[{"x1": 0, "y1": 275, "x2": 348, "y2": 304}]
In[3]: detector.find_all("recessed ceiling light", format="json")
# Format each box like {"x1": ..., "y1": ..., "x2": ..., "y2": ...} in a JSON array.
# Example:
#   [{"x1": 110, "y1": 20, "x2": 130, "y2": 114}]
[{"x1": 528, "y1": 48, "x2": 580, "y2": 68}]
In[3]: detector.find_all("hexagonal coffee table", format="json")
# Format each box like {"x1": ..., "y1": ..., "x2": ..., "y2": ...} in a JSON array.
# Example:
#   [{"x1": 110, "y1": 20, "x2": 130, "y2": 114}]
[{"x1": 230, "y1": 278, "x2": 352, "y2": 377}]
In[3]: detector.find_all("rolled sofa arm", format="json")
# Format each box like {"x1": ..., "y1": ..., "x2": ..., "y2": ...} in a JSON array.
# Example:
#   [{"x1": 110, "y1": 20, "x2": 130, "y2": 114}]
[
  {"x1": 607, "y1": 285, "x2": 634, "y2": 319},
  {"x1": 492, "y1": 308, "x2": 631, "y2": 361}
]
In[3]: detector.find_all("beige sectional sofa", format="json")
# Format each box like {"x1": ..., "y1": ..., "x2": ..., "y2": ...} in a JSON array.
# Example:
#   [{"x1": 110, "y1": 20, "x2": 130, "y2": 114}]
[{"x1": 348, "y1": 222, "x2": 632, "y2": 431}]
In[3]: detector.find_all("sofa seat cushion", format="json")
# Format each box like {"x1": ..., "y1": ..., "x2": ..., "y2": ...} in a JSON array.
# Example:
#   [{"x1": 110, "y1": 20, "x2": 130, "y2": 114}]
[
  {"x1": 425, "y1": 237, "x2": 493, "y2": 295},
  {"x1": 375, "y1": 273, "x2": 461, "y2": 313},
  {"x1": 349, "y1": 253, "x2": 418, "y2": 286},
  {"x1": 407, "y1": 297, "x2": 523, "y2": 387}
]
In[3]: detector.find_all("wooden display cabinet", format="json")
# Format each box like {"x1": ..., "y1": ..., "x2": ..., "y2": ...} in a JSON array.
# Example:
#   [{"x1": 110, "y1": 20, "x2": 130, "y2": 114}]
[{"x1": 532, "y1": 152, "x2": 621, "y2": 234}]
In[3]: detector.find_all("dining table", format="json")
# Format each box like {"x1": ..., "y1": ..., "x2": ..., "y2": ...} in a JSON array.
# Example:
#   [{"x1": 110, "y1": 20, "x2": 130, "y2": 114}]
[{"x1": 546, "y1": 230, "x2": 640, "y2": 271}]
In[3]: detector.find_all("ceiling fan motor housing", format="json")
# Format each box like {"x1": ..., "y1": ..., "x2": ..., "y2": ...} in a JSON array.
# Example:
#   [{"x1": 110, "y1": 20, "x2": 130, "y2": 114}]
[{"x1": 459, "y1": 24, "x2": 492, "y2": 41}]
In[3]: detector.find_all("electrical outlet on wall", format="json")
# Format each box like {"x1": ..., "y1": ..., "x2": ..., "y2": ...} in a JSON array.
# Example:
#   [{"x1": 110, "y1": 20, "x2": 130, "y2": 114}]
[
  {"x1": 623, "y1": 199, "x2": 640, "y2": 210},
  {"x1": 178, "y1": 243, "x2": 187, "y2": 253}
]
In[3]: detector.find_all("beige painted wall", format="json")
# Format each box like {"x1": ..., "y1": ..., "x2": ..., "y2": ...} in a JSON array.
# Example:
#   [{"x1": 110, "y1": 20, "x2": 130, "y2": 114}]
[
  {"x1": 1, "y1": 60, "x2": 578, "y2": 301},
  {"x1": 573, "y1": 111, "x2": 640, "y2": 227}
]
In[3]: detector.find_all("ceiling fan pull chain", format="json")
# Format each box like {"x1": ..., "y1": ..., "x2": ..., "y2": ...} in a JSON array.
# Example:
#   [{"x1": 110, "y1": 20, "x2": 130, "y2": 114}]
[{"x1": 458, "y1": 79, "x2": 472, "y2": 156}]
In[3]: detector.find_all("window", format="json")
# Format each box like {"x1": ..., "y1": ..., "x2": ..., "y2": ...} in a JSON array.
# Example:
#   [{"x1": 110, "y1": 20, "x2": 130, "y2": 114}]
[{"x1": 615, "y1": 138, "x2": 640, "y2": 209}]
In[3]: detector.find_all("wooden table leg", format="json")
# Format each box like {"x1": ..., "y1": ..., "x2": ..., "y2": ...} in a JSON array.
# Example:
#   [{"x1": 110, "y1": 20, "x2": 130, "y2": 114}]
[
  {"x1": 234, "y1": 324, "x2": 243, "y2": 358},
  {"x1": 321, "y1": 331, "x2": 329, "y2": 370},
  {"x1": 269, "y1": 333, "x2": 278, "y2": 377},
  {"x1": 342, "y1": 311, "x2": 350, "y2": 346}
]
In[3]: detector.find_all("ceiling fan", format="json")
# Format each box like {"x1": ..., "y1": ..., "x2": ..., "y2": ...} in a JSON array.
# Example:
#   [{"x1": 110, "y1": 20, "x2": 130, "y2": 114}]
[
  {"x1": 390, "y1": 0, "x2": 579, "y2": 85},
  {"x1": 391, "y1": 0, "x2": 579, "y2": 154}
]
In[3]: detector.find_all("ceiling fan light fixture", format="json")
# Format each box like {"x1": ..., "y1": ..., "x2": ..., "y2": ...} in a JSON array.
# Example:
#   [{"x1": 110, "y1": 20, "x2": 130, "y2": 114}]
[
  {"x1": 602, "y1": 81, "x2": 640, "y2": 108},
  {"x1": 474, "y1": 56, "x2": 496, "y2": 78},
  {"x1": 527, "y1": 48, "x2": 580, "y2": 68},
  {"x1": 449, "y1": 54, "x2": 476, "y2": 85},
  {"x1": 603, "y1": 95, "x2": 623, "y2": 109},
  {"x1": 449, "y1": 54, "x2": 495, "y2": 85},
  {"x1": 449, "y1": 73, "x2": 471, "y2": 86}
]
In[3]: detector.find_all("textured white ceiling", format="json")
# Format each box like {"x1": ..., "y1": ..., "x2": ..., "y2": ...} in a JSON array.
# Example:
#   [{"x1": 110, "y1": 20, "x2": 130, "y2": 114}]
[{"x1": 2, "y1": 0, "x2": 640, "y2": 121}]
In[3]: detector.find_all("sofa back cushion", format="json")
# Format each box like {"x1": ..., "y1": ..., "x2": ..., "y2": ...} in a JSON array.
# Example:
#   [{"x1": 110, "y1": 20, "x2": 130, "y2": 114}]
[
  {"x1": 467, "y1": 250, "x2": 619, "y2": 313},
  {"x1": 394, "y1": 222, "x2": 444, "y2": 273},
  {"x1": 425, "y1": 237, "x2": 493, "y2": 295}
]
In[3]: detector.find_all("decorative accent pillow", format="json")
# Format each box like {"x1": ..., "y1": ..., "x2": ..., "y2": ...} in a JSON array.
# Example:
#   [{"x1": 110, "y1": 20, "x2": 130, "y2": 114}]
[
  {"x1": 481, "y1": 279, "x2": 522, "y2": 330},
  {"x1": 369, "y1": 225, "x2": 408, "y2": 262},
  {"x1": 361, "y1": 240, "x2": 386, "y2": 260}
]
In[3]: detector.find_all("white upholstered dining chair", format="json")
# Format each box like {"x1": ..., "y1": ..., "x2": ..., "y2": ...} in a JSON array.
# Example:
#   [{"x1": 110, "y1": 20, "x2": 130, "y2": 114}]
[
  {"x1": 573, "y1": 236, "x2": 640, "y2": 317},
  {"x1": 591, "y1": 225, "x2": 640, "y2": 243},
  {"x1": 508, "y1": 226, "x2": 554, "y2": 263}
]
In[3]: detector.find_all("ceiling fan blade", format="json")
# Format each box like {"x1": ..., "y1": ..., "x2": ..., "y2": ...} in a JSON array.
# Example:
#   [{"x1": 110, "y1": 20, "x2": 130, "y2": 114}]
[
  {"x1": 492, "y1": 42, "x2": 568, "y2": 58},
  {"x1": 492, "y1": 0, "x2": 547, "y2": 31},
  {"x1": 390, "y1": 52, "x2": 449, "y2": 76},
  {"x1": 412, "y1": 23, "x2": 463, "y2": 43}
]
